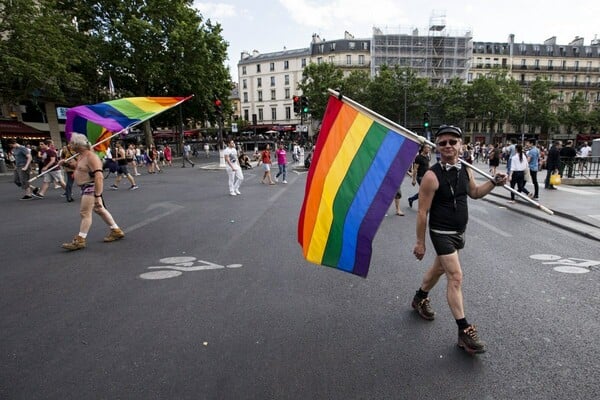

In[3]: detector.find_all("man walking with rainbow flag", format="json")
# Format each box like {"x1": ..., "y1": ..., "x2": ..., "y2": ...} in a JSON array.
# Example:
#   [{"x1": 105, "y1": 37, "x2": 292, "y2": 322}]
[{"x1": 411, "y1": 125, "x2": 507, "y2": 354}]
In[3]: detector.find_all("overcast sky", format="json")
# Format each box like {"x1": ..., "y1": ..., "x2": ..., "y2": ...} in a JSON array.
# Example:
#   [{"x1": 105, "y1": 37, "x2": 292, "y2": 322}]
[{"x1": 193, "y1": 0, "x2": 600, "y2": 81}]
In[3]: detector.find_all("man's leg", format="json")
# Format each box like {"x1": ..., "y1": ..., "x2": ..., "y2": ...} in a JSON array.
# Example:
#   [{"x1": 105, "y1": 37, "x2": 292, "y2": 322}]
[{"x1": 437, "y1": 252, "x2": 465, "y2": 320}]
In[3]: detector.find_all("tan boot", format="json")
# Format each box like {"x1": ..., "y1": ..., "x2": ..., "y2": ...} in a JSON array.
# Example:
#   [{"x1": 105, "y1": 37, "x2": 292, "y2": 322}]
[
  {"x1": 62, "y1": 235, "x2": 86, "y2": 251},
  {"x1": 103, "y1": 228, "x2": 125, "y2": 242}
]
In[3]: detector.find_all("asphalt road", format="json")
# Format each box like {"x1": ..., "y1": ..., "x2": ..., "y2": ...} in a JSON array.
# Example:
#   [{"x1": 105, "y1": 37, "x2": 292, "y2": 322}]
[{"x1": 1, "y1": 162, "x2": 599, "y2": 399}]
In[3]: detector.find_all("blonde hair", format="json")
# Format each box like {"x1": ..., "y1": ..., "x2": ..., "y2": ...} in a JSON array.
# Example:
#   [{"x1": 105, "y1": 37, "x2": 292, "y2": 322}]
[{"x1": 69, "y1": 132, "x2": 91, "y2": 149}]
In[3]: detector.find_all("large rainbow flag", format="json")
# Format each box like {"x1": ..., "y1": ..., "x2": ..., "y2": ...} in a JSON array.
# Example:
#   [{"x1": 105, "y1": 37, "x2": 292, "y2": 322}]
[
  {"x1": 298, "y1": 94, "x2": 421, "y2": 278},
  {"x1": 65, "y1": 96, "x2": 192, "y2": 153}
]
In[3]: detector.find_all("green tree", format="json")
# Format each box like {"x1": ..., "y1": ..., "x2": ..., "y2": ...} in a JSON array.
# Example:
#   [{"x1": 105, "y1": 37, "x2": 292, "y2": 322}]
[
  {"x1": 340, "y1": 70, "x2": 371, "y2": 106},
  {"x1": 558, "y1": 92, "x2": 588, "y2": 135},
  {"x1": 76, "y1": 0, "x2": 231, "y2": 142},
  {"x1": 297, "y1": 62, "x2": 344, "y2": 121},
  {"x1": 525, "y1": 78, "x2": 558, "y2": 135},
  {"x1": 0, "y1": 0, "x2": 92, "y2": 104},
  {"x1": 433, "y1": 77, "x2": 468, "y2": 127}
]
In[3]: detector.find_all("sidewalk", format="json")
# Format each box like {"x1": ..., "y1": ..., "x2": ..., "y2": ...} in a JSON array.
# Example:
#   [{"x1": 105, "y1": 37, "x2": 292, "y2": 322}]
[{"x1": 471, "y1": 164, "x2": 600, "y2": 242}]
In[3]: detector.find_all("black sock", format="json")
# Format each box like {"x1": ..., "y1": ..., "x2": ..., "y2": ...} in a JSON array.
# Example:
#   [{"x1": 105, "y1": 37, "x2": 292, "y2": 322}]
[
  {"x1": 456, "y1": 318, "x2": 469, "y2": 330},
  {"x1": 415, "y1": 288, "x2": 429, "y2": 299}
]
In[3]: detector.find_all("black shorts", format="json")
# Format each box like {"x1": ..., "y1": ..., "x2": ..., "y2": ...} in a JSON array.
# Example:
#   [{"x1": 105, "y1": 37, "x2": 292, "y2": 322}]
[{"x1": 429, "y1": 230, "x2": 465, "y2": 255}]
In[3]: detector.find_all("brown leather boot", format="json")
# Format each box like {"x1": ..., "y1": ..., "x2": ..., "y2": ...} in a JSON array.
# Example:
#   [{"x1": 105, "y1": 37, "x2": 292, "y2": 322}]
[
  {"x1": 103, "y1": 228, "x2": 124, "y2": 242},
  {"x1": 61, "y1": 235, "x2": 86, "y2": 251}
]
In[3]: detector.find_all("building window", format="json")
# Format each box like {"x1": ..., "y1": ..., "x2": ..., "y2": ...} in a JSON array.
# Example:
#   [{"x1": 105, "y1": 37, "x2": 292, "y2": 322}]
[
  {"x1": 243, "y1": 92, "x2": 248, "y2": 103},
  {"x1": 548, "y1": 60, "x2": 553, "y2": 70},
  {"x1": 534, "y1": 59, "x2": 540, "y2": 69},
  {"x1": 558, "y1": 91, "x2": 564, "y2": 102},
  {"x1": 317, "y1": 57, "x2": 323, "y2": 64},
  {"x1": 520, "y1": 59, "x2": 526, "y2": 67},
  {"x1": 244, "y1": 109, "x2": 249, "y2": 121},
  {"x1": 242, "y1": 79, "x2": 247, "y2": 89},
  {"x1": 346, "y1": 55, "x2": 352, "y2": 65},
  {"x1": 358, "y1": 55, "x2": 365, "y2": 65},
  {"x1": 270, "y1": 62, "x2": 275, "y2": 71},
  {"x1": 319, "y1": 44, "x2": 324, "y2": 53},
  {"x1": 575, "y1": 61, "x2": 579, "y2": 71},
  {"x1": 258, "y1": 90, "x2": 263, "y2": 102},
  {"x1": 330, "y1": 43, "x2": 336, "y2": 51},
  {"x1": 284, "y1": 88, "x2": 290, "y2": 99},
  {"x1": 256, "y1": 64, "x2": 261, "y2": 73},
  {"x1": 329, "y1": 56, "x2": 334, "y2": 63},
  {"x1": 271, "y1": 89, "x2": 276, "y2": 100},
  {"x1": 242, "y1": 66, "x2": 247, "y2": 75},
  {"x1": 301, "y1": 58, "x2": 307, "y2": 67},
  {"x1": 270, "y1": 76, "x2": 275, "y2": 86},
  {"x1": 271, "y1": 108, "x2": 277, "y2": 121},
  {"x1": 284, "y1": 60, "x2": 289, "y2": 69},
  {"x1": 257, "y1": 77, "x2": 262, "y2": 88},
  {"x1": 285, "y1": 107, "x2": 291, "y2": 120},
  {"x1": 362, "y1": 42, "x2": 368, "y2": 50},
  {"x1": 258, "y1": 108, "x2": 263, "y2": 121},
  {"x1": 284, "y1": 74, "x2": 290, "y2": 85},
  {"x1": 349, "y1": 42, "x2": 355, "y2": 49}
]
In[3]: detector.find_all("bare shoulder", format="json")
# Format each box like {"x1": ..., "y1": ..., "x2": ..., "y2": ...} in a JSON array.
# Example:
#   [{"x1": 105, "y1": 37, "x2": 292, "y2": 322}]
[{"x1": 421, "y1": 169, "x2": 439, "y2": 191}]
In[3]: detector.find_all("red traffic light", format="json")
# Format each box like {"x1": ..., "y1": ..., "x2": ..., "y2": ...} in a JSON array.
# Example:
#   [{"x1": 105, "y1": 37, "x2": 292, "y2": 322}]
[{"x1": 214, "y1": 99, "x2": 222, "y2": 107}]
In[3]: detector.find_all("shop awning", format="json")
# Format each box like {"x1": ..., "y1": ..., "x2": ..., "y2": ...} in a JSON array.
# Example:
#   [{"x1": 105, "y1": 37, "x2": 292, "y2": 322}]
[{"x1": 0, "y1": 120, "x2": 47, "y2": 139}]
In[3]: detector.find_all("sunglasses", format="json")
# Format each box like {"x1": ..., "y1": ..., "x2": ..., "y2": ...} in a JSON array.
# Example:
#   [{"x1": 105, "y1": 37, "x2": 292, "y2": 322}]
[{"x1": 436, "y1": 139, "x2": 459, "y2": 147}]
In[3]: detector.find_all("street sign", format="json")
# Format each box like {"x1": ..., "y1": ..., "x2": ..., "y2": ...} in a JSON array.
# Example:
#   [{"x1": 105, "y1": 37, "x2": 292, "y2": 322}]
[{"x1": 232, "y1": 123, "x2": 238, "y2": 133}]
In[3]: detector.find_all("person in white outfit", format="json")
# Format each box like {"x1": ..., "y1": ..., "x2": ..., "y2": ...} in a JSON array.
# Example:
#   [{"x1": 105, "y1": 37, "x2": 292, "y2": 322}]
[{"x1": 223, "y1": 140, "x2": 244, "y2": 196}]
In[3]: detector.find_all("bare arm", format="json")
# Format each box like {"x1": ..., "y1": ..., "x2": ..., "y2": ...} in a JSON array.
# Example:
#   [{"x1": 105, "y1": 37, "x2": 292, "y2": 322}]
[
  {"x1": 413, "y1": 170, "x2": 438, "y2": 260},
  {"x1": 467, "y1": 168, "x2": 507, "y2": 199}
]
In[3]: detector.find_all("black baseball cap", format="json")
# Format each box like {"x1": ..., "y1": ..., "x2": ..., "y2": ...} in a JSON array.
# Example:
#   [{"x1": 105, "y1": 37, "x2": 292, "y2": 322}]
[{"x1": 435, "y1": 125, "x2": 462, "y2": 139}]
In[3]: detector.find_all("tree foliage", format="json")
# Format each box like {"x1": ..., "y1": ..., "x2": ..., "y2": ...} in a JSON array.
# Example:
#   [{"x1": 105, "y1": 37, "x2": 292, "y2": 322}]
[
  {"x1": 1, "y1": 0, "x2": 232, "y2": 142},
  {"x1": 0, "y1": 0, "x2": 91, "y2": 103}
]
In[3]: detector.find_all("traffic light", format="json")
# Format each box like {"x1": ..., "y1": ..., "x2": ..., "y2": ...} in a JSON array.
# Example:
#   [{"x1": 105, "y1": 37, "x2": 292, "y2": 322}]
[
  {"x1": 423, "y1": 112, "x2": 430, "y2": 129},
  {"x1": 293, "y1": 95, "x2": 301, "y2": 114},
  {"x1": 301, "y1": 96, "x2": 309, "y2": 114},
  {"x1": 214, "y1": 97, "x2": 223, "y2": 116}
]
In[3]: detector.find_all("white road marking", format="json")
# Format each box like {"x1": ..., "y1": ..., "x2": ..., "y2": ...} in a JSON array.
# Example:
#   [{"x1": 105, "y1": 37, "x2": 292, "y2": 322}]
[
  {"x1": 469, "y1": 216, "x2": 512, "y2": 237},
  {"x1": 125, "y1": 202, "x2": 184, "y2": 234},
  {"x1": 555, "y1": 186, "x2": 599, "y2": 195},
  {"x1": 553, "y1": 266, "x2": 589, "y2": 274}
]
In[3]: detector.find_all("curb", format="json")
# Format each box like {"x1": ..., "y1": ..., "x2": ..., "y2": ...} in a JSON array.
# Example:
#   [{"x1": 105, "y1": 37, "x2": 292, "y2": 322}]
[{"x1": 485, "y1": 192, "x2": 600, "y2": 242}]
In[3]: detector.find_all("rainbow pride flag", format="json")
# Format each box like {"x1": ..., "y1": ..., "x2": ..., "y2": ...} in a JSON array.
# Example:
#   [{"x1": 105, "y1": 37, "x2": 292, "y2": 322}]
[
  {"x1": 65, "y1": 96, "x2": 191, "y2": 153},
  {"x1": 298, "y1": 94, "x2": 421, "y2": 278}
]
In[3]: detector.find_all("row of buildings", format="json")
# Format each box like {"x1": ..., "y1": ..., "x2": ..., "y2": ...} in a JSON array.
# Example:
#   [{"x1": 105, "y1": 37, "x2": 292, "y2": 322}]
[
  {"x1": 2, "y1": 17, "x2": 600, "y2": 146},
  {"x1": 235, "y1": 20, "x2": 600, "y2": 144}
]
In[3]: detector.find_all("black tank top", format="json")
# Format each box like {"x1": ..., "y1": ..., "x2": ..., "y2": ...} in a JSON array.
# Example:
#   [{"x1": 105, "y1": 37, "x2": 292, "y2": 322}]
[{"x1": 429, "y1": 163, "x2": 470, "y2": 232}]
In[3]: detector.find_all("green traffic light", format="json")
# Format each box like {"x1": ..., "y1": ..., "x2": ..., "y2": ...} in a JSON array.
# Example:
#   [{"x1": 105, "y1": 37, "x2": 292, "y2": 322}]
[{"x1": 303, "y1": 107, "x2": 309, "y2": 113}]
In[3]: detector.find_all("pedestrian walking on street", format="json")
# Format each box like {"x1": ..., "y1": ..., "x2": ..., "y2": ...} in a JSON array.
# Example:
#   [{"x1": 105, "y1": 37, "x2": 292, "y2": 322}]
[
  {"x1": 544, "y1": 140, "x2": 562, "y2": 190},
  {"x1": 182, "y1": 142, "x2": 195, "y2": 168},
  {"x1": 61, "y1": 133, "x2": 124, "y2": 251},
  {"x1": 7, "y1": 139, "x2": 39, "y2": 200},
  {"x1": 508, "y1": 144, "x2": 532, "y2": 203},
  {"x1": 110, "y1": 141, "x2": 139, "y2": 191},
  {"x1": 258, "y1": 144, "x2": 275, "y2": 184},
  {"x1": 224, "y1": 139, "x2": 243, "y2": 196},
  {"x1": 526, "y1": 139, "x2": 540, "y2": 199},
  {"x1": 275, "y1": 142, "x2": 287, "y2": 183},
  {"x1": 411, "y1": 125, "x2": 507, "y2": 355},
  {"x1": 59, "y1": 143, "x2": 77, "y2": 202},
  {"x1": 407, "y1": 144, "x2": 431, "y2": 209}
]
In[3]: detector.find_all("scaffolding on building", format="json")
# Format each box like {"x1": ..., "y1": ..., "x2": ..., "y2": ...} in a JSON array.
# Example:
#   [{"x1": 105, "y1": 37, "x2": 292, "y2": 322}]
[{"x1": 371, "y1": 12, "x2": 473, "y2": 85}]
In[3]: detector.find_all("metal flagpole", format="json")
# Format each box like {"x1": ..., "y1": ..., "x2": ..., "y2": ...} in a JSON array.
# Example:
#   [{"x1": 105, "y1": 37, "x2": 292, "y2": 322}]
[{"x1": 327, "y1": 88, "x2": 554, "y2": 216}]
